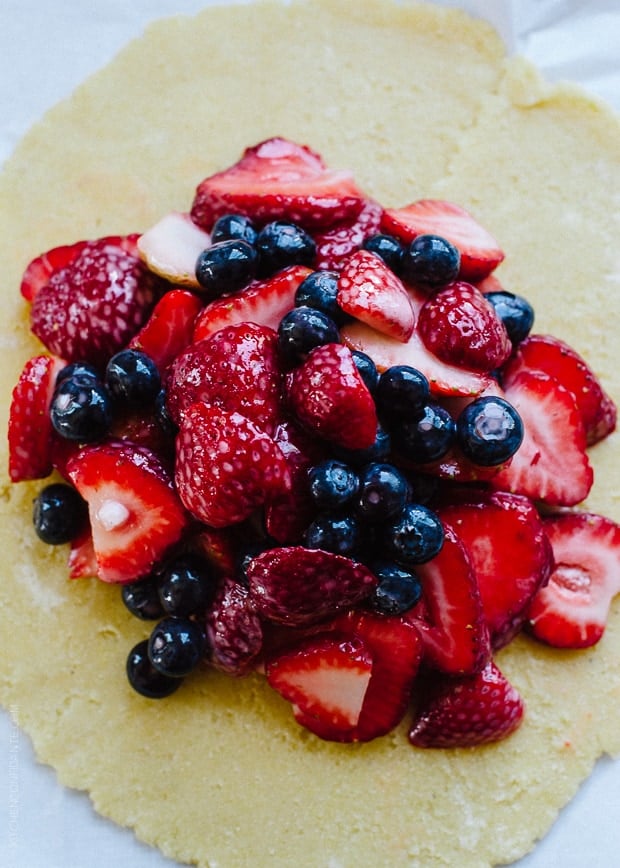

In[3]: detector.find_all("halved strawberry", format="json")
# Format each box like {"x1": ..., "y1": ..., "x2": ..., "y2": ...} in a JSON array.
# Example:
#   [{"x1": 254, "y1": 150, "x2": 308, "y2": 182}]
[
  {"x1": 67, "y1": 524, "x2": 98, "y2": 579},
  {"x1": 205, "y1": 577, "x2": 263, "y2": 675},
  {"x1": 129, "y1": 288, "x2": 203, "y2": 375},
  {"x1": 66, "y1": 440, "x2": 189, "y2": 583},
  {"x1": 8, "y1": 354, "x2": 65, "y2": 482},
  {"x1": 409, "y1": 660, "x2": 525, "y2": 748},
  {"x1": 192, "y1": 264, "x2": 312, "y2": 342},
  {"x1": 137, "y1": 211, "x2": 211, "y2": 287},
  {"x1": 526, "y1": 512, "x2": 620, "y2": 649},
  {"x1": 337, "y1": 249, "x2": 415, "y2": 342},
  {"x1": 190, "y1": 137, "x2": 366, "y2": 230},
  {"x1": 381, "y1": 200, "x2": 505, "y2": 281},
  {"x1": 491, "y1": 370, "x2": 593, "y2": 506},
  {"x1": 314, "y1": 199, "x2": 384, "y2": 270},
  {"x1": 501, "y1": 333, "x2": 617, "y2": 446}
]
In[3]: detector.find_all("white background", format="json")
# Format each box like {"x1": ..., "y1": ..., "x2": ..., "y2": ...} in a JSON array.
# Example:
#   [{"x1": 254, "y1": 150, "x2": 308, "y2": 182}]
[{"x1": 1, "y1": 2, "x2": 620, "y2": 866}]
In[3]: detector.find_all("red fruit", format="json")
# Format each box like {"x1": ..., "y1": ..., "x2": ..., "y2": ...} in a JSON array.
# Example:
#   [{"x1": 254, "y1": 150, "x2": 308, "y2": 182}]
[
  {"x1": 409, "y1": 660, "x2": 525, "y2": 748},
  {"x1": 129, "y1": 288, "x2": 203, "y2": 375},
  {"x1": 167, "y1": 322, "x2": 284, "y2": 434},
  {"x1": 314, "y1": 199, "x2": 384, "y2": 270},
  {"x1": 8, "y1": 354, "x2": 65, "y2": 482},
  {"x1": 67, "y1": 525, "x2": 98, "y2": 579},
  {"x1": 29, "y1": 236, "x2": 160, "y2": 365},
  {"x1": 337, "y1": 249, "x2": 415, "y2": 342},
  {"x1": 190, "y1": 137, "x2": 366, "y2": 230},
  {"x1": 174, "y1": 403, "x2": 291, "y2": 528},
  {"x1": 491, "y1": 370, "x2": 593, "y2": 506},
  {"x1": 191, "y1": 526, "x2": 239, "y2": 577},
  {"x1": 21, "y1": 241, "x2": 88, "y2": 302},
  {"x1": 205, "y1": 577, "x2": 263, "y2": 675},
  {"x1": 286, "y1": 343, "x2": 378, "y2": 450},
  {"x1": 66, "y1": 441, "x2": 188, "y2": 583},
  {"x1": 246, "y1": 546, "x2": 377, "y2": 626},
  {"x1": 381, "y1": 199, "x2": 505, "y2": 280},
  {"x1": 109, "y1": 408, "x2": 174, "y2": 467},
  {"x1": 439, "y1": 491, "x2": 554, "y2": 649},
  {"x1": 502, "y1": 333, "x2": 617, "y2": 445},
  {"x1": 192, "y1": 264, "x2": 311, "y2": 342},
  {"x1": 417, "y1": 281, "x2": 511, "y2": 372},
  {"x1": 527, "y1": 512, "x2": 620, "y2": 649}
]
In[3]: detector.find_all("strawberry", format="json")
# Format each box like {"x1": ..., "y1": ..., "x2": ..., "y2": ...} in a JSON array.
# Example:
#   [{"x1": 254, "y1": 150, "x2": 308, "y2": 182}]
[
  {"x1": 491, "y1": 370, "x2": 593, "y2": 506},
  {"x1": 381, "y1": 199, "x2": 505, "y2": 281},
  {"x1": 408, "y1": 660, "x2": 525, "y2": 748},
  {"x1": 417, "y1": 281, "x2": 511, "y2": 372},
  {"x1": 137, "y1": 211, "x2": 211, "y2": 288},
  {"x1": 66, "y1": 440, "x2": 189, "y2": 583},
  {"x1": 205, "y1": 577, "x2": 263, "y2": 675},
  {"x1": 29, "y1": 236, "x2": 161, "y2": 365},
  {"x1": 109, "y1": 408, "x2": 175, "y2": 466},
  {"x1": 246, "y1": 546, "x2": 377, "y2": 626},
  {"x1": 192, "y1": 264, "x2": 311, "y2": 342},
  {"x1": 501, "y1": 333, "x2": 617, "y2": 445},
  {"x1": 526, "y1": 512, "x2": 620, "y2": 649},
  {"x1": 439, "y1": 491, "x2": 554, "y2": 648},
  {"x1": 190, "y1": 526, "x2": 239, "y2": 577},
  {"x1": 174, "y1": 403, "x2": 291, "y2": 528},
  {"x1": 8, "y1": 354, "x2": 65, "y2": 482},
  {"x1": 67, "y1": 524, "x2": 98, "y2": 579},
  {"x1": 314, "y1": 199, "x2": 384, "y2": 270},
  {"x1": 167, "y1": 322, "x2": 284, "y2": 434},
  {"x1": 286, "y1": 343, "x2": 378, "y2": 450},
  {"x1": 129, "y1": 288, "x2": 203, "y2": 375},
  {"x1": 190, "y1": 137, "x2": 366, "y2": 231},
  {"x1": 337, "y1": 249, "x2": 415, "y2": 342}
]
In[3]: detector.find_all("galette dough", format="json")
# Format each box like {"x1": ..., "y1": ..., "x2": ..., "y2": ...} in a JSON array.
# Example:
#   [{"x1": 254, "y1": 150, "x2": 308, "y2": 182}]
[{"x1": 0, "y1": 1, "x2": 619, "y2": 866}]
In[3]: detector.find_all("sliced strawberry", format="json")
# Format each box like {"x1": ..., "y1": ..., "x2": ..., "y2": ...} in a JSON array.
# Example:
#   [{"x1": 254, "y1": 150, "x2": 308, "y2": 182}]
[
  {"x1": 20, "y1": 241, "x2": 89, "y2": 302},
  {"x1": 109, "y1": 407, "x2": 175, "y2": 467},
  {"x1": 8, "y1": 354, "x2": 65, "y2": 482},
  {"x1": 491, "y1": 370, "x2": 593, "y2": 506},
  {"x1": 190, "y1": 526, "x2": 239, "y2": 577},
  {"x1": 381, "y1": 199, "x2": 505, "y2": 281},
  {"x1": 337, "y1": 249, "x2": 415, "y2": 342},
  {"x1": 167, "y1": 322, "x2": 284, "y2": 434},
  {"x1": 526, "y1": 512, "x2": 620, "y2": 649},
  {"x1": 192, "y1": 264, "x2": 311, "y2": 342},
  {"x1": 247, "y1": 546, "x2": 377, "y2": 626},
  {"x1": 174, "y1": 403, "x2": 291, "y2": 528},
  {"x1": 137, "y1": 211, "x2": 211, "y2": 288},
  {"x1": 409, "y1": 660, "x2": 525, "y2": 748},
  {"x1": 205, "y1": 577, "x2": 263, "y2": 675},
  {"x1": 67, "y1": 524, "x2": 98, "y2": 579},
  {"x1": 439, "y1": 491, "x2": 554, "y2": 649},
  {"x1": 314, "y1": 199, "x2": 384, "y2": 270},
  {"x1": 66, "y1": 440, "x2": 189, "y2": 583},
  {"x1": 286, "y1": 343, "x2": 378, "y2": 450},
  {"x1": 501, "y1": 333, "x2": 617, "y2": 445},
  {"x1": 129, "y1": 288, "x2": 203, "y2": 375},
  {"x1": 190, "y1": 137, "x2": 366, "y2": 230}
]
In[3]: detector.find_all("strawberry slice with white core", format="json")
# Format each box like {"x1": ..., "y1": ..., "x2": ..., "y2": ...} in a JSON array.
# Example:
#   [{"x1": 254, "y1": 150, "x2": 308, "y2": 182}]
[
  {"x1": 527, "y1": 512, "x2": 620, "y2": 649},
  {"x1": 129, "y1": 288, "x2": 203, "y2": 375},
  {"x1": 337, "y1": 249, "x2": 415, "y2": 342},
  {"x1": 137, "y1": 212, "x2": 211, "y2": 287},
  {"x1": 66, "y1": 441, "x2": 188, "y2": 583},
  {"x1": 381, "y1": 199, "x2": 505, "y2": 281}
]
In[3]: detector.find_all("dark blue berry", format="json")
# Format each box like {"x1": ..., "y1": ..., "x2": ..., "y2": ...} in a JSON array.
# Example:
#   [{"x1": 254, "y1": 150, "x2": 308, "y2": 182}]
[
  {"x1": 308, "y1": 459, "x2": 359, "y2": 510},
  {"x1": 32, "y1": 482, "x2": 88, "y2": 545},
  {"x1": 155, "y1": 388, "x2": 178, "y2": 438},
  {"x1": 126, "y1": 639, "x2": 181, "y2": 699},
  {"x1": 277, "y1": 306, "x2": 340, "y2": 364},
  {"x1": 456, "y1": 396, "x2": 524, "y2": 466},
  {"x1": 376, "y1": 366, "x2": 430, "y2": 421},
  {"x1": 402, "y1": 234, "x2": 460, "y2": 288},
  {"x1": 105, "y1": 349, "x2": 161, "y2": 405},
  {"x1": 406, "y1": 472, "x2": 440, "y2": 506},
  {"x1": 148, "y1": 616, "x2": 206, "y2": 678},
  {"x1": 294, "y1": 270, "x2": 344, "y2": 322},
  {"x1": 484, "y1": 290, "x2": 535, "y2": 345},
  {"x1": 195, "y1": 239, "x2": 257, "y2": 295},
  {"x1": 122, "y1": 576, "x2": 165, "y2": 620},
  {"x1": 382, "y1": 503, "x2": 444, "y2": 566},
  {"x1": 392, "y1": 403, "x2": 456, "y2": 463},
  {"x1": 255, "y1": 221, "x2": 316, "y2": 277},
  {"x1": 335, "y1": 423, "x2": 392, "y2": 467},
  {"x1": 362, "y1": 234, "x2": 404, "y2": 274},
  {"x1": 50, "y1": 375, "x2": 112, "y2": 442},
  {"x1": 303, "y1": 514, "x2": 361, "y2": 557},
  {"x1": 55, "y1": 361, "x2": 100, "y2": 388},
  {"x1": 367, "y1": 562, "x2": 423, "y2": 615},
  {"x1": 210, "y1": 213, "x2": 257, "y2": 246},
  {"x1": 158, "y1": 554, "x2": 216, "y2": 616},
  {"x1": 356, "y1": 462, "x2": 409, "y2": 522},
  {"x1": 351, "y1": 351, "x2": 379, "y2": 394}
]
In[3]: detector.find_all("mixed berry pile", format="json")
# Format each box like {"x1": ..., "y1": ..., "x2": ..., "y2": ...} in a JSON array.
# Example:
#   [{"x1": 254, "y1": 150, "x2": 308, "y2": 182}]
[{"x1": 8, "y1": 138, "x2": 620, "y2": 747}]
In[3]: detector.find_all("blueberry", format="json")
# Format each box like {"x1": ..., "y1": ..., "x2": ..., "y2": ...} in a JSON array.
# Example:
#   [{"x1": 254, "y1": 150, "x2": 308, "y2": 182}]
[
  {"x1": 277, "y1": 306, "x2": 340, "y2": 364},
  {"x1": 362, "y1": 234, "x2": 404, "y2": 274},
  {"x1": 255, "y1": 221, "x2": 316, "y2": 277},
  {"x1": 105, "y1": 349, "x2": 161, "y2": 406},
  {"x1": 308, "y1": 459, "x2": 359, "y2": 510},
  {"x1": 335, "y1": 423, "x2": 392, "y2": 467},
  {"x1": 367, "y1": 562, "x2": 423, "y2": 615},
  {"x1": 484, "y1": 290, "x2": 535, "y2": 345},
  {"x1": 382, "y1": 503, "x2": 444, "y2": 566},
  {"x1": 195, "y1": 239, "x2": 257, "y2": 295},
  {"x1": 50, "y1": 375, "x2": 112, "y2": 442},
  {"x1": 158, "y1": 554, "x2": 217, "y2": 616},
  {"x1": 155, "y1": 388, "x2": 178, "y2": 438},
  {"x1": 294, "y1": 270, "x2": 344, "y2": 322},
  {"x1": 356, "y1": 462, "x2": 409, "y2": 522},
  {"x1": 210, "y1": 213, "x2": 257, "y2": 246},
  {"x1": 32, "y1": 482, "x2": 88, "y2": 545},
  {"x1": 392, "y1": 403, "x2": 456, "y2": 463},
  {"x1": 456, "y1": 396, "x2": 524, "y2": 466},
  {"x1": 122, "y1": 576, "x2": 165, "y2": 620},
  {"x1": 148, "y1": 616, "x2": 206, "y2": 678},
  {"x1": 401, "y1": 234, "x2": 460, "y2": 288},
  {"x1": 351, "y1": 350, "x2": 379, "y2": 394},
  {"x1": 55, "y1": 361, "x2": 100, "y2": 388},
  {"x1": 126, "y1": 639, "x2": 182, "y2": 699},
  {"x1": 303, "y1": 514, "x2": 361, "y2": 557},
  {"x1": 376, "y1": 365, "x2": 430, "y2": 421}
]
